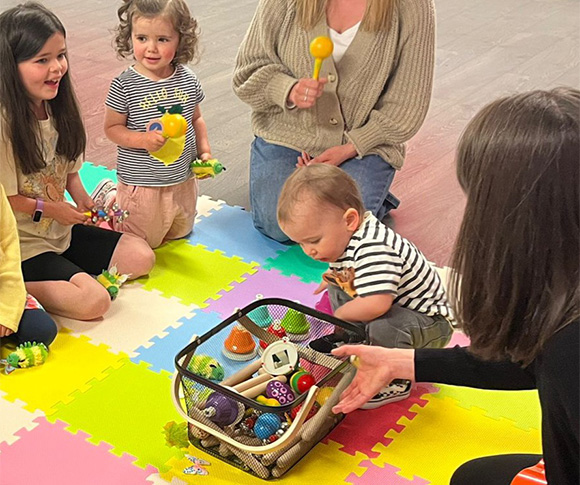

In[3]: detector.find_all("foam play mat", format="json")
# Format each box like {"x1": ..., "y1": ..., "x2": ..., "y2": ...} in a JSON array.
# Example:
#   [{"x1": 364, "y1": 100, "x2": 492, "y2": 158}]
[{"x1": 0, "y1": 163, "x2": 542, "y2": 484}]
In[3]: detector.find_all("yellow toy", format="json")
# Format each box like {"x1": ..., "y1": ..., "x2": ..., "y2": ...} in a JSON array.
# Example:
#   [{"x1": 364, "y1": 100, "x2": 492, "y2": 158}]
[
  {"x1": 147, "y1": 105, "x2": 188, "y2": 166},
  {"x1": 190, "y1": 159, "x2": 226, "y2": 179},
  {"x1": 309, "y1": 36, "x2": 334, "y2": 80}
]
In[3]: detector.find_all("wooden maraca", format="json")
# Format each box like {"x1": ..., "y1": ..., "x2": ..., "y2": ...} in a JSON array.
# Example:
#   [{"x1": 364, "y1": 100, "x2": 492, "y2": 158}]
[{"x1": 309, "y1": 36, "x2": 334, "y2": 80}]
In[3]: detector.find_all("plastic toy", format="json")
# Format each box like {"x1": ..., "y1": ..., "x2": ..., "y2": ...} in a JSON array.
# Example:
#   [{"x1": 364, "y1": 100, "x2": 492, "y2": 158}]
[
  {"x1": 314, "y1": 290, "x2": 333, "y2": 315},
  {"x1": 203, "y1": 392, "x2": 244, "y2": 427},
  {"x1": 96, "y1": 265, "x2": 129, "y2": 300},
  {"x1": 248, "y1": 299, "x2": 272, "y2": 328},
  {"x1": 255, "y1": 395, "x2": 281, "y2": 407},
  {"x1": 1, "y1": 342, "x2": 48, "y2": 374},
  {"x1": 315, "y1": 387, "x2": 334, "y2": 406},
  {"x1": 147, "y1": 105, "x2": 188, "y2": 165},
  {"x1": 280, "y1": 309, "x2": 310, "y2": 341},
  {"x1": 190, "y1": 158, "x2": 226, "y2": 179},
  {"x1": 265, "y1": 380, "x2": 295, "y2": 405},
  {"x1": 511, "y1": 460, "x2": 546, "y2": 485},
  {"x1": 309, "y1": 36, "x2": 334, "y2": 80},
  {"x1": 260, "y1": 339, "x2": 300, "y2": 376},
  {"x1": 186, "y1": 354, "x2": 225, "y2": 381},
  {"x1": 184, "y1": 455, "x2": 210, "y2": 476},
  {"x1": 223, "y1": 324, "x2": 257, "y2": 361},
  {"x1": 289, "y1": 370, "x2": 315, "y2": 394},
  {"x1": 290, "y1": 401, "x2": 319, "y2": 421},
  {"x1": 83, "y1": 203, "x2": 129, "y2": 225},
  {"x1": 259, "y1": 321, "x2": 287, "y2": 351},
  {"x1": 253, "y1": 413, "x2": 282, "y2": 442},
  {"x1": 323, "y1": 268, "x2": 357, "y2": 298}
]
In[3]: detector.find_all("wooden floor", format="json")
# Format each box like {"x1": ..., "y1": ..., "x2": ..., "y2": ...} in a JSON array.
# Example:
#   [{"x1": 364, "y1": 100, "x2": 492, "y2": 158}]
[{"x1": 3, "y1": 0, "x2": 579, "y2": 266}]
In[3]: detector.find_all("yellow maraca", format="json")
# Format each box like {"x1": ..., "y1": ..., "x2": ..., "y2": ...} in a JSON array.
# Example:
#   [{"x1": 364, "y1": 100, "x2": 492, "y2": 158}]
[{"x1": 309, "y1": 36, "x2": 334, "y2": 80}]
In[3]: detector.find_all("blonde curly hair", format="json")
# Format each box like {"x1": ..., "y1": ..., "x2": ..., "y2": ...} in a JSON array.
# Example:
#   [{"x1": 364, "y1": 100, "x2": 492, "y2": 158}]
[{"x1": 114, "y1": 0, "x2": 200, "y2": 65}]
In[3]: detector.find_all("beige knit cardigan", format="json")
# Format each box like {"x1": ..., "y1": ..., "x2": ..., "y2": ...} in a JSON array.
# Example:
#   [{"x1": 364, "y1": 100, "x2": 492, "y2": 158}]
[{"x1": 232, "y1": 0, "x2": 435, "y2": 170}]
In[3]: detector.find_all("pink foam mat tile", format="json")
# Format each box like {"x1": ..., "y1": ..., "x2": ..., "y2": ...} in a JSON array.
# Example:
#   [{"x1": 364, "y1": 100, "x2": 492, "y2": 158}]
[
  {"x1": 0, "y1": 417, "x2": 157, "y2": 485},
  {"x1": 202, "y1": 267, "x2": 321, "y2": 318},
  {"x1": 346, "y1": 460, "x2": 430, "y2": 485},
  {"x1": 324, "y1": 384, "x2": 438, "y2": 458}
]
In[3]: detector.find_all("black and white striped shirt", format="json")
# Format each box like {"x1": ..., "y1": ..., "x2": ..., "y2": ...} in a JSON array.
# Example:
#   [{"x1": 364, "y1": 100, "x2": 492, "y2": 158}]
[
  {"x1": 330, "y1": 213, "x2": 451, "y2": 317},
  {"x1": 105, "y1": 64, "x2": 205, "y2": 186}
]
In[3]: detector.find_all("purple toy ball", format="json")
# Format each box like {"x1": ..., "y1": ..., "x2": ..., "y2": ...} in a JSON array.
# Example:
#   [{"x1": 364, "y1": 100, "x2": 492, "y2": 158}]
[
  {"x1": 203, "y1": 392, "x2": 239, "y2": 427},
  {"x1": 266, "y1": 380, "x2": 295, "y2": 406},
  {"x1": 254, "y1": 413, "x2": 282, "y2": 441}
]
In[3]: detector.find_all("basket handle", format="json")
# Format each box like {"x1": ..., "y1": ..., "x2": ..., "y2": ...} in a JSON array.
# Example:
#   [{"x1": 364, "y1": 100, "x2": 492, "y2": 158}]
[{"x1": 172, "y1": 371, "x2": 320, "y2": 455}]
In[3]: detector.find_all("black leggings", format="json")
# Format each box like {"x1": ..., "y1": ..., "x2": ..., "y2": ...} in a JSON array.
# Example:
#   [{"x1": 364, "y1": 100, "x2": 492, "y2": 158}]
[
  {"x1": 450, "y1": 454, "x2": 543, "y2": 485},
  {"x1": 4, "y1": 309, "x2": 58, "y2": 347}
]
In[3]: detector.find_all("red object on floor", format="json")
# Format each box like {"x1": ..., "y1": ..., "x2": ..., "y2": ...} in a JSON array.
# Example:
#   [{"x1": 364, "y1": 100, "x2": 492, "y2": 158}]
[
  {"x1": 315, "y1": 290, "x2": 333, "y2": 315},
  {"x1": 510, "y1": 460, "x2": 546, "y2": 485}
]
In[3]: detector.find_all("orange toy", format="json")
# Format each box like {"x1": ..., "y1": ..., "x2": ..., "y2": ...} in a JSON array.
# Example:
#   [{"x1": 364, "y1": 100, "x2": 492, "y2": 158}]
[
  {"x1": 510, "y1": 460, "x2": 546, "y2": 485},
  {"x1": 222, "y1": 324, "x2": 257, "y2": 361}
]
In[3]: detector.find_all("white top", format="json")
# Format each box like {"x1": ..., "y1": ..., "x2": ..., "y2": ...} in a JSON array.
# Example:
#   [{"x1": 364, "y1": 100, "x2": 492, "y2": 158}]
[{"x1": 329, "y1": 21, "x2": 361, "y2": 63}]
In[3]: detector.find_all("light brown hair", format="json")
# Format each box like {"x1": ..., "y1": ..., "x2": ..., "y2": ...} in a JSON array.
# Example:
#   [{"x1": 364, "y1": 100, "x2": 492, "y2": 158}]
[
  {"x1": 451, "y1": 87, "x2": 580, "y2": 365},
  {"x1": 114, "y1": 0, "x2": 200, "y2": 65},
  {"x1": 296, "y1": 0, "x2": 397, "y2": 32},
  {"x1": 277, "y1": 164, "x2": 365, "y2": 224}
]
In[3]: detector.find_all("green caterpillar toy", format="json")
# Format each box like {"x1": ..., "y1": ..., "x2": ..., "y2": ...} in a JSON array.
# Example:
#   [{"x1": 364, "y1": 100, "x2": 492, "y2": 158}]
[
  {"x1": 190, "y1": 159, "x2": 226, "y2": 179},
  {"x1": 1, "y1": 342, "x2": 49, "y2": 374}
]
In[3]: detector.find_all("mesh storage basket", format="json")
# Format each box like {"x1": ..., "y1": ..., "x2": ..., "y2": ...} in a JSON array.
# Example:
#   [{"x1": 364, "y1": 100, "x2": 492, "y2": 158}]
[{"x1": 172, "y1": 298, "x2": 365, "y2": 479}]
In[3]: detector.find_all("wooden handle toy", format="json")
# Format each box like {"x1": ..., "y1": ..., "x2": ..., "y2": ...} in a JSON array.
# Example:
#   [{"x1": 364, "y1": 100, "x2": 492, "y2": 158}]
[
  {"x1": 221, "y1": 359, "x2": 262, "y2": 387},
  {"x1": 232, "y1": 372, "x2": 272, "y2": 393}
]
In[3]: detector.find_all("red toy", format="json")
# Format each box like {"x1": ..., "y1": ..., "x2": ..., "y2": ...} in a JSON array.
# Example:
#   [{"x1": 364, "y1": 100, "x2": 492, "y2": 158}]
[
  {"x1": 289, "y1": 370, "x2": 315, "y2": 394},
  {"x1": 510, "y1": 460, "x2": 546, "y2": 485}
]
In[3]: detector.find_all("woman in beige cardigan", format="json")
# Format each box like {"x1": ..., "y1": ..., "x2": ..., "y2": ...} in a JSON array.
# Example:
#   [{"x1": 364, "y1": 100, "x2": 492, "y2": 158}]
[{"x1": 233, "y1": 0, "x2": 435, "y2": 242}]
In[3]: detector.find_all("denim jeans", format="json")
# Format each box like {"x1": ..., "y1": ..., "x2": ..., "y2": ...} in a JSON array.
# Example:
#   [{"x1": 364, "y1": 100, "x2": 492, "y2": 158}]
[{"x1": 249, "y1": 137, "x2": 400, "y2": 242}]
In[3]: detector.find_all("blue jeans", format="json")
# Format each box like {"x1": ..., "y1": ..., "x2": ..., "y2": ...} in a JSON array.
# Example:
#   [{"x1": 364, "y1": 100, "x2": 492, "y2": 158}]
[{"x1": 250, "y1": 137, "x2": 400, "y2": 242}]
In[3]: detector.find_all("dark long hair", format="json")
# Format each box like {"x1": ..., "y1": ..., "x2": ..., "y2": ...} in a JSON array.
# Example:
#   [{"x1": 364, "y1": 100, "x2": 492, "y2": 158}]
[
  {"x1": 451, "y1": 87, "x2": 580, "y2": 365},
  {"x1": 0, "y1": 2, "x2": 86, "y2": 174}
]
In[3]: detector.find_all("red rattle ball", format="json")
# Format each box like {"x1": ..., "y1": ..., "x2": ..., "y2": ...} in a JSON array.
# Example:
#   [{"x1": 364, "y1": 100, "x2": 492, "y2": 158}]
[{"x1": 290, "y1": 370, "x2": 315, "y2": 394}]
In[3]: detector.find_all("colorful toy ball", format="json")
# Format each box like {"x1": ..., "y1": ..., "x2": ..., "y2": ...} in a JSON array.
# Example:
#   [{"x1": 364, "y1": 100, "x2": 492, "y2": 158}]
[
  {"x1": 186, "y1": 354, "x2": 225, "y2": 382},
  {"x1": 290, "y1": 370, "x2": 316, "y2": 394},
  {"x1": 266, "y1": 380, "x2": 295, "y2": 405},
  {"x1": 253, "y1": 413, "x2": 282, "y2": 441},
  {"x1": 1, "y1": 342, "x2": 48, "y2": 374},
  {"x1": 316, "y1": 387, "x2": 334, "y2": 407}
]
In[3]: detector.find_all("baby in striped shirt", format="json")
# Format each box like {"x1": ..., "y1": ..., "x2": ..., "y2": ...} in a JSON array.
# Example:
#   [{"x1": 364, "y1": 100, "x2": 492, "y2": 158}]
[{"x1": 278, "y1": 164, "x2": 453, "y2": 354}]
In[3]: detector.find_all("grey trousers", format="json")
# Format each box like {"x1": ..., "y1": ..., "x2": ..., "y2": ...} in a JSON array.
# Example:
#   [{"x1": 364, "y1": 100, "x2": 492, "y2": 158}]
[{"x1": 328, "y1": 285, "x2": 453, "y2": 349}]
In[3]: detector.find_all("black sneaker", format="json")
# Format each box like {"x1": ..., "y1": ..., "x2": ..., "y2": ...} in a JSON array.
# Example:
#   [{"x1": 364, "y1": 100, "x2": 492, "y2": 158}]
[
  {"x1": 308, "y1": 333, "x2": 348, "y2": 354},
  {"x1": 361, "y1": 379, "x2": 412, "y2": 410}
]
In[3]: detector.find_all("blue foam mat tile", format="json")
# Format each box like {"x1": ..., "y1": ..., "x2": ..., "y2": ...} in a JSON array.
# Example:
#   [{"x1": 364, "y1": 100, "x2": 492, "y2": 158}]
[
  {"x1": 131, "y1": 311, "x2": 225, "y2": 374},
  {"x1": 187, "y1": 204, "x2": 289, "y2": 265}
]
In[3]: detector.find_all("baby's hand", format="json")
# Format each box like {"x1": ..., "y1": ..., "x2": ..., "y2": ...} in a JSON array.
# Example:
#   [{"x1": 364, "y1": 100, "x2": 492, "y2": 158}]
[
  {"x1": 141, "y1": 131, "x2": 166, "y2": 152},
  {"x1": 314, "y1": 279, "x2": 329, "y2": 294}
]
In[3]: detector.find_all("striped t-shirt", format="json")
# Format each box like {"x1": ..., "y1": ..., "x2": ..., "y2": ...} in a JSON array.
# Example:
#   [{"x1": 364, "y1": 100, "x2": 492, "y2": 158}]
[
  {"x1": 105, "y1": 64, "x2": 205, "y2": 186},
  {"x1": 329, "y1": 213, "x2": 451, "y2": 317}
]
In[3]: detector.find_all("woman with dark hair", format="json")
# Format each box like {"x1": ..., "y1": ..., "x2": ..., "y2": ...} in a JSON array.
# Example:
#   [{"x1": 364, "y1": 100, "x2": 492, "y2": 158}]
[
  {"x1": 332, "y1": 88, "x2": 579, "y2": 484},
  {"x1": 233, "y1": 0, "x2": 435, "y2": 242},
  {"x1": 0, "y1": 3, "x2": 155, "y2": 321}
]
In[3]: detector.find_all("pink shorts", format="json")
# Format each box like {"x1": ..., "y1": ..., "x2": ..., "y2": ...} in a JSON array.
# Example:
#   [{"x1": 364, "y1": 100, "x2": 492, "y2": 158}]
[{"x1": 112, "y1": 178, "x2": 198, "y2": 248}]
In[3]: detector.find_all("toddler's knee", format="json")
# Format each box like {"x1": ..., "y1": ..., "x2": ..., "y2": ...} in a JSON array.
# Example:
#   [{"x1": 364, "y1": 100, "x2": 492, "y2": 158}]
[{"x1": 77, "y1": 288, "x2": 111, "y2": 320}]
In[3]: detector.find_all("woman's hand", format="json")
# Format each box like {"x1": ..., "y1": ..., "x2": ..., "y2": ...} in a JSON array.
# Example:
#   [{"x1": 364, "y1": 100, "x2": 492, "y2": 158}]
[
  {"x1": 331, "y1": 345, "x2": 416, "y2": 414},
  {"x1": 308, "y1": 143, "x2": 357, "y2": 167},
  {"x1": 0, "y1": 324, "x2": 14, "y2": 337},
  {"x1": 45, "y1": 201, "x2": 88, "y2": 226},
  {"x1": 288, "y1": 78, "x2": 327, "y2": 109}
]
